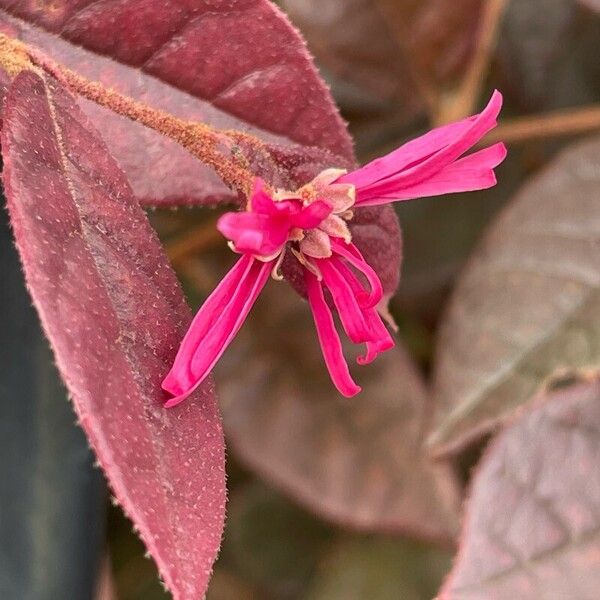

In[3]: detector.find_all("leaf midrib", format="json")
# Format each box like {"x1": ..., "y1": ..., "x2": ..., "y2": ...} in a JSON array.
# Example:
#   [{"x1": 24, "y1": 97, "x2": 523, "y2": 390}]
[{"x1": 41, "y1": 73, "x2": 189, "y2": 595}]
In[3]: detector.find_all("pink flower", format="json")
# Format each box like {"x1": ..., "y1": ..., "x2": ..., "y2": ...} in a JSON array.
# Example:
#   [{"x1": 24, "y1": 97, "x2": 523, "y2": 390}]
[{"x1": 162, "y1": 91, "x2": 506, "y2": 406}]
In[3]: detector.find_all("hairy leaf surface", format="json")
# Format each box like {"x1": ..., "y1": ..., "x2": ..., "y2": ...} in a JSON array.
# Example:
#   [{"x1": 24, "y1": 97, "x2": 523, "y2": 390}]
[
  {"x1": 2, "y1": 71, "x2": 226, "y2": 600},
  {"x1": 0, "y1": 2, "x2": 402, "y2": 295},
  {"x1": 440, "y1": 377, "x2": 600, "y2": 599}
]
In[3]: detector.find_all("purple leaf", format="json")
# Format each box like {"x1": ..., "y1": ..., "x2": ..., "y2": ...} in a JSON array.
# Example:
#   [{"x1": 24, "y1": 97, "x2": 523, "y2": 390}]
[
  {"x1": 0, "y1": 3, "x2": 403, "y2": 296},
  {"x1": 2, "y1": 70, "x2": 226, "y2": 600},
  {"x1": 429, "y1": 136, "x2": 600, "y2": 456},
  {"x1": 0, "y1": 0, "x2": 354, "y2": 206},
  {"x1": 440, "y1": 376, "x2": 600, "y2": 599}
]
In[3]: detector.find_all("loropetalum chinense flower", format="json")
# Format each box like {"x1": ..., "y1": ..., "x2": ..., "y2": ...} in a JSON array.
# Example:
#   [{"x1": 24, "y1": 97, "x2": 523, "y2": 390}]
[{"x1": 162, "y1": 91, "x2": 506, "y2": 406}]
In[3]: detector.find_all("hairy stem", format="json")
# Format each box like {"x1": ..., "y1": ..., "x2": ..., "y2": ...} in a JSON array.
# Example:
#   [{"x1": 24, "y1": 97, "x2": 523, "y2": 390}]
[{"x1": 0, "y1": 33, "x2": 259, "y2": 197}]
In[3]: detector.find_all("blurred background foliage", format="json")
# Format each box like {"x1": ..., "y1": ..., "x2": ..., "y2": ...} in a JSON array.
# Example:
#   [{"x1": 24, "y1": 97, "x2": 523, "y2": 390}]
[{"x1": 2, "y1": 0, "x2": 599, "y2": 599}]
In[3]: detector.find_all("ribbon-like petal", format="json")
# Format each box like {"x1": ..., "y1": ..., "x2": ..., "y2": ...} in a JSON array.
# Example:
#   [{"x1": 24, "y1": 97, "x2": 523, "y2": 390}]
[
  {"x1": 340, "y1": 91, "x2": 504, "y2": 205},
  {"x1": 305, "y1": 270, "x2": 361, "y2": 397},
  {"x1": 331, "y1": 257, "x2": 395, "y2": 365},
  {"x1": 330, "y1": 239, "x2": 384, "y2": 309},
  {"x1": 162, "y1": 255, "x2": 273, "y2": 406}
]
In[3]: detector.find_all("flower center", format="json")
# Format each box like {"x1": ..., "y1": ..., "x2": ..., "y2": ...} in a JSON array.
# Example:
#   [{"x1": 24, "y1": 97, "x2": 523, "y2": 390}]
[
  {"x1": 217, "y1": 172, "x2": 356, "y2": 279},
  {"x1": 277, "y1": 176, "x2": 355, "y2": 260}
]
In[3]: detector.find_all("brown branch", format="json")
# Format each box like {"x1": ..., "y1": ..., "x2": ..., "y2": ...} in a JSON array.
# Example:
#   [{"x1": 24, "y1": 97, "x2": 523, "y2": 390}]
[
  {"x1": 483, "y1": 105, "x2": 600, "y2": 145},
  {"x1": 372, "y1": 0, "x2": 439, "y2": 116},
  {"x1": 435, "y1": 0, "x2": 508, "y2": 125}
]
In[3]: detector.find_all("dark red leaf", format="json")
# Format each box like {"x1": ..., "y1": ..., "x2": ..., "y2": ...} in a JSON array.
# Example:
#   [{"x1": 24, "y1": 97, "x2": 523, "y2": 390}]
[
  {"x1": 440, "y1": 376, "x2": 600, "y2": 599},
  {"x1": 214, "y1": 279, "x2": 459, "y2": 543},
  {"x1": 0, "y1": 0, "x2": 354, "y2": 206},
  {"x1": 2, "y1": 70, "x2": 226, "y2": 600},
  {"x1": 0, "y1": 3, "x2": 403, "y2": 296}
]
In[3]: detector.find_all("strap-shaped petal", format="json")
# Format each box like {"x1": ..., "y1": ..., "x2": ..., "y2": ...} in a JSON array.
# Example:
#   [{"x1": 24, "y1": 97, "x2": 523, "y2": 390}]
[
  {"x1": 305, "y1": 271, "x2": 361, "y2": 397},
  {"x1": 340, "y1": 91, "x2": 503, "y2": 203},
  {"x1": 330, "y1": 239, "x2": 384, "y2": 309},
  {"x1": 318, "y1": 259, "x2": 372, "y2": 344},
  {"x1": 331, "y1": 258, "x2": 395, "y2": 364},
  {"x1": 162, "y1": 255, "x2": 272, "y2": 406},
  {"x1": 357, "y1": 142, "x2": 507, "y2": 206}
]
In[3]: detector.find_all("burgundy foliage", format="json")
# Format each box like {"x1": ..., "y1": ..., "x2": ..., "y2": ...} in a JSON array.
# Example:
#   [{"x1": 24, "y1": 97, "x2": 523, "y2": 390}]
[
  {"x1": 5, "y1": 2, "x2": 584, "y2": 598},
  {"x1": 441, "y1": 377, "x2": 600, "y2": 599},
  {"x1": 2, "y1": 71, "x2": 225, "y2": 600},
  {"x1": 0, "y1": 4, "x2": 409, "y2": 595}
]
